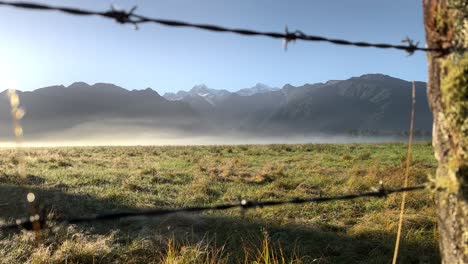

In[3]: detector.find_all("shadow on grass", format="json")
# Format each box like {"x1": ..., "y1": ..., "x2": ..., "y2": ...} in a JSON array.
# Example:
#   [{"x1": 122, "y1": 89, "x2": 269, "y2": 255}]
[{"x1": 0, "y1": 183, "x2": 439, "y2": 263}]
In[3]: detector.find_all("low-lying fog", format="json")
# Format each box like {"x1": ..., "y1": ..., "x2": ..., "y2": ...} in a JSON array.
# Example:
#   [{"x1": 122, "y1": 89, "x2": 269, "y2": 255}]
[{"x1": 0, "y1": 121, "x2": 426, "y2": 147}]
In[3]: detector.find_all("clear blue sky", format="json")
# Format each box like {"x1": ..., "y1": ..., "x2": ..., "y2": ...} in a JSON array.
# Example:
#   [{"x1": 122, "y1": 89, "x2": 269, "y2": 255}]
[{"x1": 0, "y1": 0, "x2": 428, "y2": 93}]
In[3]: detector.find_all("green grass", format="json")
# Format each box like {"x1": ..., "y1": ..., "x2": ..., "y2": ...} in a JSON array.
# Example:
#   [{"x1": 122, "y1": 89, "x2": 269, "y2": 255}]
[{"x1": 0, "y1": 143, "x2": 438, "y2": 263}]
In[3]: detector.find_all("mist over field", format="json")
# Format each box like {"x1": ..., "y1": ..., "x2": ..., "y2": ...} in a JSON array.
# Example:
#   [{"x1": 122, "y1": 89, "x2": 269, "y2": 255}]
[{"x1": 0, "y1": 119, "x2": 425, "y2": 147}]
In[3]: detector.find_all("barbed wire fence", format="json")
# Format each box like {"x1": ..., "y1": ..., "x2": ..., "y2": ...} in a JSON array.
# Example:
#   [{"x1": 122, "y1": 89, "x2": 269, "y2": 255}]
[
  {"x1": 0, "y1": 0, "x2": 464, "y2": 55},
  {"x1": 0, "y1": 0, "x2": 464, "y2": 262},
  {"x1": 0, "y1": 184, "x2": 427, "y2": 231}
]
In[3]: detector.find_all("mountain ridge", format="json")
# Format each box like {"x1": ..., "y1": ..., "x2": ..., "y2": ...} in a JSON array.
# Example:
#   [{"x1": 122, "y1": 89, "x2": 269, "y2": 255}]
[{"x1": 0, "y1": 74, "x2": 432, "y2": 140}]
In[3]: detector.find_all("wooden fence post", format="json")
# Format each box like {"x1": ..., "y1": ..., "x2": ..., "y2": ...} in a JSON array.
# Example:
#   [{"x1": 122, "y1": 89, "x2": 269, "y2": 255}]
[{"x1": 422, "y1": 0, "x2": 467, "y2": 263}]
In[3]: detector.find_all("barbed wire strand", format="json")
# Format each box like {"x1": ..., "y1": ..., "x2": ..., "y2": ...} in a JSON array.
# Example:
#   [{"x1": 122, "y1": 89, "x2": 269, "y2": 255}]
[
  {"x1": 392, "y1": 81, "x2": 416, "y2": 264},
  {"x1": 0, "y1": 185, "x2": 426, "y2": 232},
  {"x1": 0, "y1": 1, "x2": 459, "y2": 55}
]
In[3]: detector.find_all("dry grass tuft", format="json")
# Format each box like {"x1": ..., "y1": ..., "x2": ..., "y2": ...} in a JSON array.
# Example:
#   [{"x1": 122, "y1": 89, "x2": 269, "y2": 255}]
[{"x1": 247, "y1": 164, "x2": 285, "y2": 185}]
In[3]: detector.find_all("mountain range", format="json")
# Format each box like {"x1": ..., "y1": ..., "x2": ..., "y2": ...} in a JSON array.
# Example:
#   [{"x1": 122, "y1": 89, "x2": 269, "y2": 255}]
[{"x1": 0, "y1": 74, "x2": 432, "y2": 140}]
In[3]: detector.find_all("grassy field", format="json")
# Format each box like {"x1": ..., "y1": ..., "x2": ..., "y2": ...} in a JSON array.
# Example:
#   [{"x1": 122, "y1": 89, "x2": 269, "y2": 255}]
[{"x1": 0, "y1": 143, "x2": 438, "y2": 263}]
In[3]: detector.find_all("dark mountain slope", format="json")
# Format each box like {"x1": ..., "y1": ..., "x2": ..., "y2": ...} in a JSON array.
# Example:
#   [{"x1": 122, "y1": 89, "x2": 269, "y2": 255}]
[
  {"x1": 263, "y1": 74, "x2": 432, "y2": 134},
  {"x1": 0, "y1": 82, "x2": 200, "y2": 137}
]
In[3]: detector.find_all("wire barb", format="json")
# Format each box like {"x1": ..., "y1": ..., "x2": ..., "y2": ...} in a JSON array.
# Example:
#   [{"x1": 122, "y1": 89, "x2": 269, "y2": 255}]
[
  {"x1": 105, "y1": 5, "x2": 139, "y2": 29},
  {"x1": 401, "y1": 37, "x2": 420, "y2": 56},
  {"x1": 0, "y1": 1, "x2": 462, "y2": 54}
]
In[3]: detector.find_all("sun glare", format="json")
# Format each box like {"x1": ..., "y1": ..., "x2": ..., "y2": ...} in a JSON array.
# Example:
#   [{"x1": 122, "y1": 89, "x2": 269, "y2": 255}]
[{"x1": 0, "y1": 60, "x2": 18, "y2": 92}]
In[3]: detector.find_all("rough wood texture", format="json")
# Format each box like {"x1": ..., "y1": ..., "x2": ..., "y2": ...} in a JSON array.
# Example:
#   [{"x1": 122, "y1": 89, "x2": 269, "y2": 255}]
[{"x1": 423, "y1": 0, "x2": 467, "y2": 263}]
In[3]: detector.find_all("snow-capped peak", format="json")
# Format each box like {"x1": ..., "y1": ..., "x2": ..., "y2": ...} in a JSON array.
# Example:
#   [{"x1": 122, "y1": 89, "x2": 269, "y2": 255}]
[{"x1": 235, "y1": 83, "x2": 278, "y2": 96}]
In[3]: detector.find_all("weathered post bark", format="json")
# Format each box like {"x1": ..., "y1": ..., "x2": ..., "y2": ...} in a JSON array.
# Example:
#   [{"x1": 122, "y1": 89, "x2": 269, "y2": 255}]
[{"x1": 422, "y1": 0, "x2": 467, "y2": 263}]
